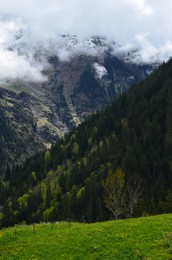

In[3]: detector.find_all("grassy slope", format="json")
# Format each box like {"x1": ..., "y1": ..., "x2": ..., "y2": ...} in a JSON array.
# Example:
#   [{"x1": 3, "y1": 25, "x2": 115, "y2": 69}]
[{"x1": 0, "y1": 214, "x2": 172, "y2": 260}]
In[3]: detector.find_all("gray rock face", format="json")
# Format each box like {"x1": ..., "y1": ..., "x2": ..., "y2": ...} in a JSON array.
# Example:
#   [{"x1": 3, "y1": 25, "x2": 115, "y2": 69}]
[{"x1": 0, "y1": 52, "x2": 154, "y2": 173}]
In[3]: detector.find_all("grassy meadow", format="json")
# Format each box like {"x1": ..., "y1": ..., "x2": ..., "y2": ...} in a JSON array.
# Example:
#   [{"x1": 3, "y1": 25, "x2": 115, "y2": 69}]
[{"x1": 0, "y1": 214, "x2": 172, "y2": 259}]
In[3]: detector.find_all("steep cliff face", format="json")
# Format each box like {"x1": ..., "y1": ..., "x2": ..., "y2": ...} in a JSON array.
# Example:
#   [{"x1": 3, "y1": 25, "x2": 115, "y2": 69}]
[
  {"x1": 44, "y1": 52, "x2": 153, "y2": 121},
  {"x1": 0, "y1": 51, "x2": 153, "y2": 173}
]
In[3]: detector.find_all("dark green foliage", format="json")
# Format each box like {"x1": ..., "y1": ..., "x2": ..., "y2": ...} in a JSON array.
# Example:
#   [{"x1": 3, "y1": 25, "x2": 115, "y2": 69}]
[
  {"x1": 0, "y1": 53, "x2": 152, "y2": 173},
  {"x1": 1, "y1": 59, "x2": 172, "y2": 227}
]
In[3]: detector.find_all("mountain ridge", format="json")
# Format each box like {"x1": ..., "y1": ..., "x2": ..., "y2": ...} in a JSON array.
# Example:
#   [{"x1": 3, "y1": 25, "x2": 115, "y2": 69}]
[
  {"x1": 0, "y1": 49, "x2": 153, "y2": 173},
  {"x1": 0, "y1": 58, "x2": 171, "y2": 226}
]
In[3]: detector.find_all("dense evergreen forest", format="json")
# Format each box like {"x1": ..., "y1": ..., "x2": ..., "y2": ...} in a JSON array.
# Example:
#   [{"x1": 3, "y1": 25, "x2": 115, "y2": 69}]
[{"x1": 0, "y1": 59, "x2": 172, "y2": 227}]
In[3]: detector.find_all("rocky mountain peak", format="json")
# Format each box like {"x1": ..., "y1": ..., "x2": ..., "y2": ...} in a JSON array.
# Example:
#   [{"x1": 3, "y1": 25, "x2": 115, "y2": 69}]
[{"x1": 0, "y1": 35, "x2": 156, "y2": 173}]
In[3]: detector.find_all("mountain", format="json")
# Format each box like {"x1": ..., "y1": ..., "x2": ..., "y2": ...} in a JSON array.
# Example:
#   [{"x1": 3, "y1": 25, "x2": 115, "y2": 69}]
[
  {"x1": 0, "y1": 58, "x2": 172, "y2": 227},
  {"x1": 0, "y1": 38, "x2": 154, "y2": 174}
]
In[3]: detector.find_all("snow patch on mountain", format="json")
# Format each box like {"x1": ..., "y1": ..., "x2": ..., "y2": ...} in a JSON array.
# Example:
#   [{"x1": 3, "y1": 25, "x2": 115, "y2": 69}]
[{"x1": 0, "y1": 16, "x2": 162, "y2": 82}]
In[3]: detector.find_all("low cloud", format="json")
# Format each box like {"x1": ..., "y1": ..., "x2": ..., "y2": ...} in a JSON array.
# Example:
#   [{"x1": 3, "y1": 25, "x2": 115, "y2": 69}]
[
  {"x1": 0, "y1": 18, "x2": 45, "y2": 82},
  {"x1": 0, "y1": 1, "x2": 171, "y2": 81},
  {"x1": 129, "y1": 34, "x2": 172, "y2": 64},
  {"x1": 0, "y1": 50, "x2": 45, "y2": 82},
  {"x1": 93, "y1": 63, "x2": 108, "y2": 80}
]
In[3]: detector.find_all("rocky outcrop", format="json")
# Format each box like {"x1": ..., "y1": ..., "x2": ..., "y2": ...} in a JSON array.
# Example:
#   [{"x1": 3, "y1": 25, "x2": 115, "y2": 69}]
[{"x1": 0, "y1": 52, "x2": 154, "y2": 173}]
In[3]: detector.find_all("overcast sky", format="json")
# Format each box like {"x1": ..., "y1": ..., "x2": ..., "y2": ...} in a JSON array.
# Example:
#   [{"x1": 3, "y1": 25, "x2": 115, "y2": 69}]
[
  {"x1": 0, "y1": 0, "x2": 172, "y2": 81},
  {"x1": 0, "y1": 0, "x2": 171, "y2": 45}
]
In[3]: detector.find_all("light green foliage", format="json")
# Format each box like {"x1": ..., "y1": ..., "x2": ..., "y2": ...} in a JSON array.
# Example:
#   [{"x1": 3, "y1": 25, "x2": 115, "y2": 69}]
[
  {"x1": 31, "y1": 171, "x2": 37, "y2": 182},
  {"x1": 90, "y1": 144, "x2": 98, "y2": 154},
  {"x1": 41, "y1": 183, "x2": 47, "y2": 205},
  {"x1": 70, "y1": 134, "x2": 76, "y2": 142},
  {"x1": 60, "y1": 144, "x2": 65, "y2": 153},
  {"x1": 66, "y1": 159, "x2": 72, "y2": 169},
  {"x1": 50, "y1": 180, "x2": 55, "y2": 195},
  {"x1": 0, "y1": 214, "x2": 172, "y2": 259},
  {"x1": 44, "y1": 151, "x2": 51, "y2": 163},
  {"x1": 82, "y1": 157, "x2": 87, "y2": 166},
  {"x1": 44, "y1": 150, "x2": 51, "y2": 174},
  {"x1": 18, "y1": 194, "x2": 29, "y2": 208},
  {"x1": 102, "y1": 168, "x2": 125, "y2": 219},
  {"x1": 99, "y1": 140, "x2": 104, "y2": 149},
  {"x1": 8, "y1": 201, "x2": 13, "y2": 213},
  {"x1": 77, "y1": 187, "x2": 85, "y2": 199},
  {"x1": 0, "y1": 213, "x2": 4, "y2": 226},
  {"x1": 43, "y1": 207, "x2": 54, "y2": 222},
  {"x1": 56, "y1": 165, "x2": 63, "y2": 174},
  {"x1": 73, "y1": 142, "x2": 79, "y2": 155}
]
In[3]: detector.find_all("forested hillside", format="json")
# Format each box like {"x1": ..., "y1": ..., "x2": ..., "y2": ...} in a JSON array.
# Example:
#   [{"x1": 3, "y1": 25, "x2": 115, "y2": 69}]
[
  {"x1": 0, "y1": 51, "x2": 152, "y2": 174},
  {"x1": 0, "y1": 59, "x2": 172, "y2": 227}
]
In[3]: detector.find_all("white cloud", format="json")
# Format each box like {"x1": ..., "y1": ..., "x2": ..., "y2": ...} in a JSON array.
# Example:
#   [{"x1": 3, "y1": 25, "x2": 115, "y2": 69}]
[
  {"x1": 127, "y1": 0, "x2": 154, "y2": 16},
  {"x1": 0, "y1": 0, "x2": 171, "y2": 80},
  {"x1": 0, "y1": 50, "x2": 44, "y2": 82},
  {"x1": 0, "y1": 18, "x2": 45, "y2": 82},
  {"x1": 0, "y1": 0, "x2": 164, "y2": 43},
  {"x1": 93, "y1": 63, "x2": 108, "y2": 80},
  {"x1": 0, "y1": 18, "x2": 24, "y2": 48},
  {"x1": 120, "y1": 34, "x2": 172, "y2": 64}
]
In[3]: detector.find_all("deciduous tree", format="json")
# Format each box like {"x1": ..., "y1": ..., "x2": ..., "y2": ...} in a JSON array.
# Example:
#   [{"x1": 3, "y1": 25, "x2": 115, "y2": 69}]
[
  {"x1": 126, "y1": 174, "x2": 143, "y2": 217},
  {"x1": 102, "y1": 168, "x2": 125, "y2": 220}
]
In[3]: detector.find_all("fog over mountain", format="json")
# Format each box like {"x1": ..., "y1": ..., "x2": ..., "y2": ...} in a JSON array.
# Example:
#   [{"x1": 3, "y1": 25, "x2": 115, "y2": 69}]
[{"x1": 0, "y1": 0, "x2": 171, "y2": 81}]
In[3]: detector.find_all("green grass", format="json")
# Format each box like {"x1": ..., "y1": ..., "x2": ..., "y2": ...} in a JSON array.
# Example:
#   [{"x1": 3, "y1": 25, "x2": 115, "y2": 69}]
[{"x1": 0, "y1": 214, "x2": 172, "y2": 259}]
